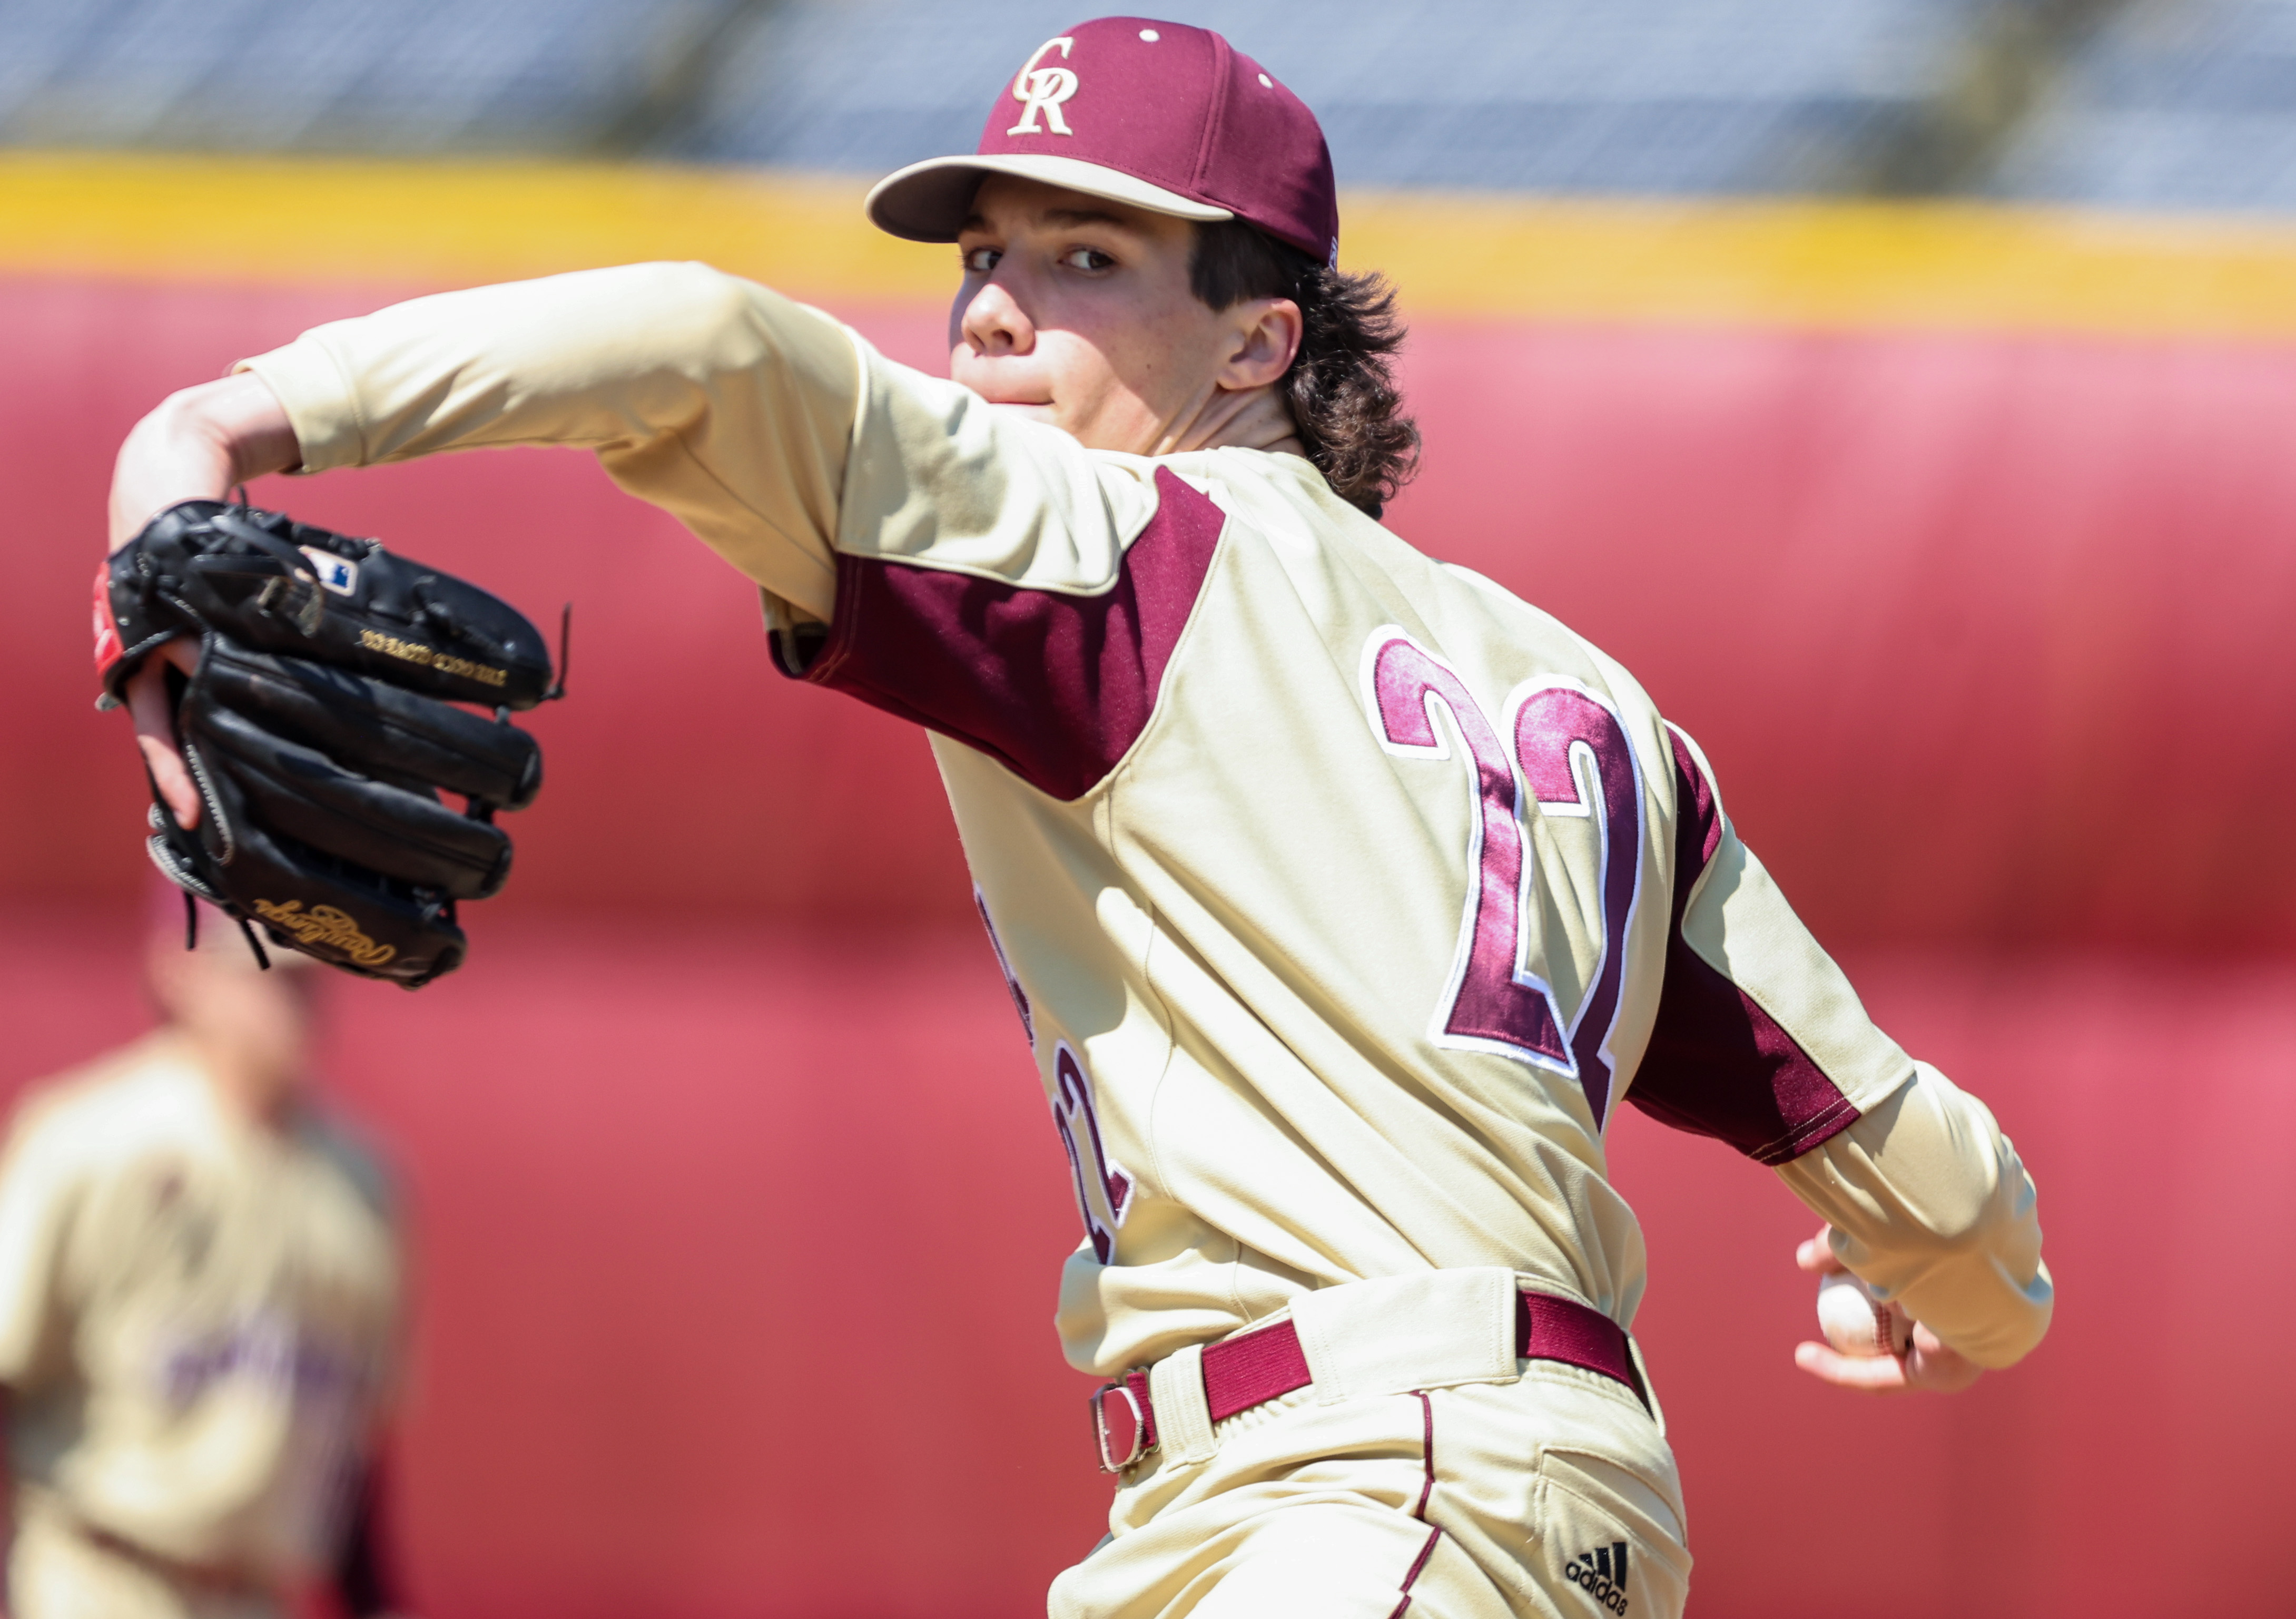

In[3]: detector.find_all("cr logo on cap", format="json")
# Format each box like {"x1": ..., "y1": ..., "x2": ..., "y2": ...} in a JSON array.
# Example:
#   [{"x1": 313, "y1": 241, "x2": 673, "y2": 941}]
[{"x1": 1008, "y1": 36, "x2": 1078, "y2": 136}]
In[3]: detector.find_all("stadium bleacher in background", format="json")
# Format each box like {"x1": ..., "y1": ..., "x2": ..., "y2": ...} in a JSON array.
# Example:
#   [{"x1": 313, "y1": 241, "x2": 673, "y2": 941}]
[
  {"x1": 3, "y1": 0, "x2": 2293, "y2": 210},
  {"x1": 682, "y1": 0, "x2": 1985, "y2": 197},
  {"x1": 1989, "y1": 0, "x2": 2296, "y2": 209}
]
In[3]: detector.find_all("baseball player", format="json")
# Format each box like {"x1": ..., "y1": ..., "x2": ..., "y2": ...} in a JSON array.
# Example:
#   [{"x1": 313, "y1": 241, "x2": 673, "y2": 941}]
[
  {"x1": 101, "y1": 17, "x2": 2052, "y2": 1617},
  {"x1": 0, "y1": 904, "x2": 406, "y2": 1619}
]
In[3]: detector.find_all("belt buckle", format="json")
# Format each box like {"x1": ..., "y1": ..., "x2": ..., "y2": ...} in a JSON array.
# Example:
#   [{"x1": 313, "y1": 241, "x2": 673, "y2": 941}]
[{"x1": 1089, "y1": 1377, "x2": 1151, "y2": 1473}]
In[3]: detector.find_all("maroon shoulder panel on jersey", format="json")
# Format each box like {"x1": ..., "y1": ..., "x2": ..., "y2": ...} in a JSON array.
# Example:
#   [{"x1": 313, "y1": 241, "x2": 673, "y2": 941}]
[
  {"x1": 787, "y1": 467, "x2": 1227, "y2": 801},
  {"x1": 1627, "y1": 731, "x2": 1860, "y2": 1165}
]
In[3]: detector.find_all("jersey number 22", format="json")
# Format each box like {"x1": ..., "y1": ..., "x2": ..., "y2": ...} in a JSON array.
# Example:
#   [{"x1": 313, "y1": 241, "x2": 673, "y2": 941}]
[{"x1": 1363, "y1": 629, "x2": 1645, "y2": 1129}]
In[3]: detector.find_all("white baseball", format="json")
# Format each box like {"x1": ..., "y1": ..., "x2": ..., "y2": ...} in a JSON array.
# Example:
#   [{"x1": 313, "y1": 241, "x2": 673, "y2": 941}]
[{"x1": 1815, "y1": 1271, "x2": 1913, "y2": 1358}]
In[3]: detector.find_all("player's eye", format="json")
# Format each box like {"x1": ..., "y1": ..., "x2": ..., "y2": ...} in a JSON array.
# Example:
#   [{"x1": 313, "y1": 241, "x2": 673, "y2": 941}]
[
  {"x1": 1059, "y1": 247, "x2": 1117, "y2": 273},
  {"x1": 961, "y1": 246, "x2": 1001, "y2": 274}
]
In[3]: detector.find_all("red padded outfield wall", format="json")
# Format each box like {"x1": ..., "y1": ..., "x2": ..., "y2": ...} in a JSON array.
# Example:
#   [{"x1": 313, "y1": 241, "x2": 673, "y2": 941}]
[{"x1": 3, "y1": 161, "x2": 2293, "y2": 1618}]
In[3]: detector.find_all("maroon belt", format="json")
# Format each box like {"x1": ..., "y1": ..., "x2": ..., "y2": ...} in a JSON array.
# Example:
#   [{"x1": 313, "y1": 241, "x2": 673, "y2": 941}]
[{"x1": 1090, "y1": 1290, "x2": 1644, "y2": 1472}]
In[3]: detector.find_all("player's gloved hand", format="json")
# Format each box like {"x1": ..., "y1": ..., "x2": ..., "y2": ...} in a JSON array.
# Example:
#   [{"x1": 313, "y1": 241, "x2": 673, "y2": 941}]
[
  {"x1": 1790, "y1": 1223, "x2": 1982, "y2": 1395},
  {"x1": 98, "y1": 479, "x2": 554, "y2": 987}
]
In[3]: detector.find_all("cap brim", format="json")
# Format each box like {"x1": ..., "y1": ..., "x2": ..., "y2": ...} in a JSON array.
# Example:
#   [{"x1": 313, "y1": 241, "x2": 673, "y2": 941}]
[{"x1": 865, "y1": 153, "x2": 1234, "y2": 242}]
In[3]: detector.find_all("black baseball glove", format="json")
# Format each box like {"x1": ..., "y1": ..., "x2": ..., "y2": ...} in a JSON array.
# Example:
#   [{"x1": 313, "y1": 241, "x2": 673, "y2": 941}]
[{"x1": 97, "y1": 499, "x2": 558, "y2": 987}]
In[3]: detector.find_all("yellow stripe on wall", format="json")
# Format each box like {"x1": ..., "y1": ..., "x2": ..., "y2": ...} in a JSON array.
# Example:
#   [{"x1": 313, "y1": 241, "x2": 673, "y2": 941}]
[
  {"x1": 1345, "y1": 191, "x2": 2296, "y2": 340},
  {"x1": 6, "y1": 152, "x2": 2296, "y2": 338},
  {"x1": 0, "y1": 155, "x2": 948, "y2": 300}
]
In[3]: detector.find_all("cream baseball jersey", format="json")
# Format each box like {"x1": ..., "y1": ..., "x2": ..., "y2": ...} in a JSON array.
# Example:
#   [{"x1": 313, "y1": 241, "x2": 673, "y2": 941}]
[
  {"x1": 0, "y1": 1034, "x2": 400, "y2": 1578},
  {"x1": 240, "y1": 262, "x2": 2052, "y2": 1380}
]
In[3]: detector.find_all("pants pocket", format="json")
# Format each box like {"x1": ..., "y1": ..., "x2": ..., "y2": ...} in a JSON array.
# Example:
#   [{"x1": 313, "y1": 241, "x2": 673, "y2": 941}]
[{"x1": 1533, "y1": 1447, "x2": 1691, "y2": 1619}]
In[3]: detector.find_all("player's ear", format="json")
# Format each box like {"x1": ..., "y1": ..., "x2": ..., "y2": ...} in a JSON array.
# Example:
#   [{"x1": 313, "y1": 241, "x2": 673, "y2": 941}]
[{"x1": 1217, "y1": 297, "x2": 1302, "y2": 393}]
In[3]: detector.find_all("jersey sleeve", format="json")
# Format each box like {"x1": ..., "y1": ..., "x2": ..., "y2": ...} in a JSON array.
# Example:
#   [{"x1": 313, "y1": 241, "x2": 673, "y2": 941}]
[
  {"x1": 1775, "y1": 1064, "x2": 2053, "y2": 1368},
  {"x1": 240, "y1": 262, "x2": 1204, "y2": 800},
  {"x1": 1627, "y1": 725, "x2": 2053, "y2": 1367},
  {"x1": 304, "y1": 1115, "x2": 409, "y2": 1422},
  {"x1": 238, "y1": 262, "x2": 865, "y2": 621},
  {"x1": 792, "y1": 347, "x2": 1214, "y2": 797}
]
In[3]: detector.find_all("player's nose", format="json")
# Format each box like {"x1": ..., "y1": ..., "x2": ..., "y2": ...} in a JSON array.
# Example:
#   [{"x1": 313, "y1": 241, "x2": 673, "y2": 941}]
[{"x1": 957, "y1": 275, "x2": 1035, "y2": 358}]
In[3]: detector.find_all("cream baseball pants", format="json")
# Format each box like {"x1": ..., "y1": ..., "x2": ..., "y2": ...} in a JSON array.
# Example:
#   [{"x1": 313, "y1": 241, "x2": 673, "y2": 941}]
[{"x1": 1050, "y1": 1272, "x2": 1691, "y2": 1619}]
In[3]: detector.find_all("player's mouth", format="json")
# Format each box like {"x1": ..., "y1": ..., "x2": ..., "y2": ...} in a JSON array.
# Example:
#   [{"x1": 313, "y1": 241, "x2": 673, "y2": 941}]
[{"x1": 984, "y1": 398, "x2": 1057, "y2": 419}]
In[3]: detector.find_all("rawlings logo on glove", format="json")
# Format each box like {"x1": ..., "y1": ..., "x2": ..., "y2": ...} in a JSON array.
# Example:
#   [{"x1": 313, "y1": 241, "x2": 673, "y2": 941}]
[{"x1": 99, "y1": 499, "x2": 560, "y2": 987}]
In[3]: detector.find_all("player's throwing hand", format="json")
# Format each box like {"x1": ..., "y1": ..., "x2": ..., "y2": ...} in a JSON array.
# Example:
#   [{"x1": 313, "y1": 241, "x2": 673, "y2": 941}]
[{"x1": 1792, "y1": 1223, "x2": 1983, "y2": 1394}]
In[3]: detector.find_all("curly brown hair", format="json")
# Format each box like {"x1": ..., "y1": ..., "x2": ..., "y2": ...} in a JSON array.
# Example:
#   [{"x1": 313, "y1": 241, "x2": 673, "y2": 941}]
[{"x1": 1189, "y1": 220, "x2": 1420, "y2": 517}]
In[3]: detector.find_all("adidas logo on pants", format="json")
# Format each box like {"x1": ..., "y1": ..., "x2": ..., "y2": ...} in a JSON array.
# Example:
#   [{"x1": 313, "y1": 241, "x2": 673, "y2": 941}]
[{"x1": 1568, "y1": 1541, "x2": 1630, "y2": 1614}]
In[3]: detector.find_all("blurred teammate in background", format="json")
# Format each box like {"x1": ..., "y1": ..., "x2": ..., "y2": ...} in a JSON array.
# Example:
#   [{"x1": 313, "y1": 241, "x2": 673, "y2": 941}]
[{"x1": 0, "y1": 902, "x2": 407, "y2": 1619}]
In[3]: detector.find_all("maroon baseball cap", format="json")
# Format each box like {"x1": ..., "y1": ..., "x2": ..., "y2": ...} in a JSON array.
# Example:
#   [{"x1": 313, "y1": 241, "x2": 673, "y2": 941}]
[{"x1": 865, "y1": 16, "x2": 1339, "y2": 265}]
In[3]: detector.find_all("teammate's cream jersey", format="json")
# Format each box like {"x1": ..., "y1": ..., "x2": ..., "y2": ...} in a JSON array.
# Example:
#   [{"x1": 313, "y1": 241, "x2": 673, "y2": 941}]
[
  {"x1": 0, "y1": 1035, "x2": 400, "y2": 1577},
  {"x1": 242, "y1": 261, "x2": 2051, "y2": 1380}
]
